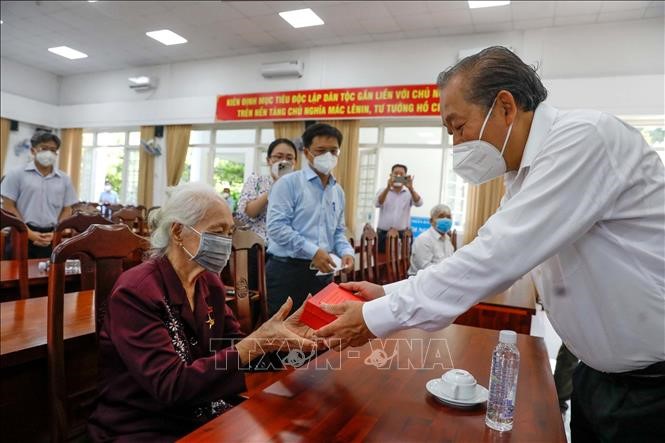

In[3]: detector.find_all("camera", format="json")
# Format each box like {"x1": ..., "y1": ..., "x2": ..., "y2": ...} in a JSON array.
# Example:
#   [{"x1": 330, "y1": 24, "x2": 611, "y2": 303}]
[{"x1": 392, "y1": 175, "x2": 407, "y2": 184}]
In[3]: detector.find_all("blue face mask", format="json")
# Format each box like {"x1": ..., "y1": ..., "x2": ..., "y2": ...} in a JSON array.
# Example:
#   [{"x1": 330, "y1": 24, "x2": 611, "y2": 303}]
[{"x1": 435, "y1": 218, "x2": 452, "y2": 234}]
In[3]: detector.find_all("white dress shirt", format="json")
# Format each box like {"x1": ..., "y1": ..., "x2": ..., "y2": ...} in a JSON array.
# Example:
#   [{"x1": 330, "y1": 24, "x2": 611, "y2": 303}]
[
  {"x1": 363, "y1": 103, "x2": 665, "y2": 373},
  {"x1": 408, "y1": 227, "x2": 455, "y2": 275}
]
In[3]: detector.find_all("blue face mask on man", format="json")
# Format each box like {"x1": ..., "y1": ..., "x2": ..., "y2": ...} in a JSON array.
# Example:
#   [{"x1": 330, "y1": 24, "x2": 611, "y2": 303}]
[{"x1": 435, "y1": 218, "x2": 453, "y2": 234}]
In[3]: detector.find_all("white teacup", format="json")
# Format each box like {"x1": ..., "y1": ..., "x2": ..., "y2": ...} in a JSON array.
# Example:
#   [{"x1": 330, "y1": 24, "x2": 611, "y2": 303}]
[{"x1": 440, "y1": 369, "x2": 477, "y2": 401}]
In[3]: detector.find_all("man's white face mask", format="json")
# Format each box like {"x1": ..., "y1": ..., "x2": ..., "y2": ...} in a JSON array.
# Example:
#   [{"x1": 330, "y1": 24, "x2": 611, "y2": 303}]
[{"x1": 452, "y1": 97, "x2": 514, "y2": 185}]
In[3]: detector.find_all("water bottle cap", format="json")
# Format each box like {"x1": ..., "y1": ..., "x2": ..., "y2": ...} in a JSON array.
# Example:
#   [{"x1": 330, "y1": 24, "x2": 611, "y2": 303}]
[{"x1": 499, "y1": 330, "x2": 517, "y2": 344}]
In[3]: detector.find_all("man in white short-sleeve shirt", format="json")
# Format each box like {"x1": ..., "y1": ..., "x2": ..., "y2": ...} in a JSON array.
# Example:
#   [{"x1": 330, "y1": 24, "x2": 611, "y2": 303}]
[
  {"x1": 314, "y1": 47, "x2": 665, "y2": 442},
  {"x1": 2, "y1": 131, "x2": 78, "y2": 258},
  {"x1": 408, "y1": 203, "x2": 455, "y2": 275}
]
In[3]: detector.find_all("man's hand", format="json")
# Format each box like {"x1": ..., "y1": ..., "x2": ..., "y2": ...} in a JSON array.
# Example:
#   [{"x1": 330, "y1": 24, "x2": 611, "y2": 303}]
[
  {"x1": 315, "y1": 301, "x2": 375, "y2": 351},
  {"x1": 311, "y1": 248, "x2": 336, "y2": 273},
  {"x1": 339, "y1": 281, "x2": 385, "y2": 301},
  {"x1": 386, "y1": 175, "x2": 394, "y2": 189},
  {"x1": 28, "y1": 229, "x2": 52, "y2": 247},
  {"x1": 341, "y1": 255, "x2": 354, "y2": 273},
  {"x1": 406, "y1": 175, "x2": 415, "y2": 191}
]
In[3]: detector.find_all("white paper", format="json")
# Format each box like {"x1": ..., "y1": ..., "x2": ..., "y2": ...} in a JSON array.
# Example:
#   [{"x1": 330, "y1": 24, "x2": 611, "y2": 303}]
[{"x1": 315, "y1": 253, "x2": 343, "y2": 276}]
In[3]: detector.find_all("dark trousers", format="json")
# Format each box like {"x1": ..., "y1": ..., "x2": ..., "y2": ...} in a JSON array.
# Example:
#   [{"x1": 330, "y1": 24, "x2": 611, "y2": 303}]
[
  {"x1": 553, "y1": 343, "x2": 579, "y2": 412},
  {"x1": 376, "y1": 228, "x2": 407, "y2": 253},
  {"x1": 26, "y1": 224, "x2": 54, "y2": 259},
  {"x1": 266, "y1": 256, "x2": 333, "y2": 316},
  {"x1": 571, "y1": 362, "x2": 665, "y2": 442}
]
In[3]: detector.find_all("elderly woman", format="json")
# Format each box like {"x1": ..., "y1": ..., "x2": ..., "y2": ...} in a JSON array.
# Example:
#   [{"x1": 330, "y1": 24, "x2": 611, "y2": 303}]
[
  {"x1": 235, "y1": 138, "x2": 298, "y2": 240},
  {"x1": 88, "y1": 182, "x2": 316, "y2": 442},
  {"x1": 408, "y1": 203, "x2": 455, "y2": 275}
]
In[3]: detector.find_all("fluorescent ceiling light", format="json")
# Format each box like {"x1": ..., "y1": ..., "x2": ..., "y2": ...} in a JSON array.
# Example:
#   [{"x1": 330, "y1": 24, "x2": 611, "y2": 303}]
[
  {"x1": 279, "y1": 8, "x2": 324, "y2": 28},
  {"x1": 48, "y1": 46, "x2": 88, "y2": 60},
  {"x1": 128, "y1": 76, "x2": 151, "y2": 85},
  {"x1": 146, "y1": 29, "x2": 187, "y2": 46},
  {"x1": 468, "y1": 1, "x2": 511, "y2": 8}
]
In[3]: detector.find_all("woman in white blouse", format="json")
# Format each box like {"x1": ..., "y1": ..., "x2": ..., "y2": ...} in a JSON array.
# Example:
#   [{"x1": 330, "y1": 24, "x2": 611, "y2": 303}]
[{"x1": 236, "y1": 138, "x2": 298, "y2": 241}]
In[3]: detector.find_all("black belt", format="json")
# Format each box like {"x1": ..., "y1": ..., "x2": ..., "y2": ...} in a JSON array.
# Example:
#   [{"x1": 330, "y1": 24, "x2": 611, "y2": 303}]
[
  {"x1": 267, "y1": 254, "x2": 312, "y2": 265},
  {"x1": 610, "y1": 361, "x2": 665, "y2": 379},
  {"x1": 26, "y1": 223, "x2": 55, "y2": 233}
]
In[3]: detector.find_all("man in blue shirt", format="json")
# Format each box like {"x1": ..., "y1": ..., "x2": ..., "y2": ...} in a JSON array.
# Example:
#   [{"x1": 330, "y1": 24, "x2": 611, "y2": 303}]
[{"x1": 266, "y1": 123, "x2": 354, "y2": 315}]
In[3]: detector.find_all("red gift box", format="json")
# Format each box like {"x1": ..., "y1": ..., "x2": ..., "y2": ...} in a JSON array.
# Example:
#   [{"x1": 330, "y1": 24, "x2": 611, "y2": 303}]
[{"x1": 300, "y1": 282, "x2": 364, "y2": 330}]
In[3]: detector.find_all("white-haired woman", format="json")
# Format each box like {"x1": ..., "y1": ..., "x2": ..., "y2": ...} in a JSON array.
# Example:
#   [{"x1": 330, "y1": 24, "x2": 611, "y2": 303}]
[
  {"x1": 88, "y1": 182, "x2": 316, "y2": 442},
  {"x1": 408, "y1": 203, "x2": 455, "y2": 275}
]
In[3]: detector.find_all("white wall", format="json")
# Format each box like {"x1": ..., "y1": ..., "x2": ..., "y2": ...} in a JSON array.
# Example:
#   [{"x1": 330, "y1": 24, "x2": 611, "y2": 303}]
[
  {"x1": 0, "y1": 57, "x2": 60, "y2": 105},
  {"x1": 2, "y1": 121, "x2": 44, "y2": 176}
]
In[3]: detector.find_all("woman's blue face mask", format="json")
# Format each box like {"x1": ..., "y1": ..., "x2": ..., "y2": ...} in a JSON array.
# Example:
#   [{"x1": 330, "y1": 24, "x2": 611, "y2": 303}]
[{"x1": 435, "y1": 217, "x2": 452, "y2": 234}]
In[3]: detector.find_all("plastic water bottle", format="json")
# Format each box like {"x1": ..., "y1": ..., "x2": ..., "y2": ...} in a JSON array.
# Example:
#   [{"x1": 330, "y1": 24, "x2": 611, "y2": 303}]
[{"x1": 485, "y1": 330, "x2": 520, "y2": 431}]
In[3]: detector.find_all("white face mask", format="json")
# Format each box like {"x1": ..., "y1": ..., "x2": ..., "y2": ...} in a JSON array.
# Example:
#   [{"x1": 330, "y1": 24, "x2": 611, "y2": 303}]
[
  {"x1": 271, "y1": 160, "x2": 294, "y2": 178},
  {"x1": 104, "y1": 185, "x2": 112, "y2": 192},
  {"x1": 452, "y1": 97, "x2": 514, "y2": 185},
  {"x1": 311, "y1": 151, "x2": 338, "y2": 175},
  {"x1": 35, "y1": 150, "x2": 57, "y2": 167}
]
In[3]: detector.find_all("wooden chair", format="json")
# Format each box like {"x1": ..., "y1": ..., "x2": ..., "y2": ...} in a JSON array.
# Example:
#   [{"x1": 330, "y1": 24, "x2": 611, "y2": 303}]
[
  {"x1": 337, "y1": 237, "x2": 355, "y2": 283},
  {"x1": 47, "y1": 224, "x2": 150, "y2": 442},
  {"x1": 0, "y1": 209, "x2": 29, "y2": 299},
  {"x1": 359, "y1": 224, "x2": 380, "y2": 283},
  {"x1": 400, "y1": 229, "x2": 413, "y2": 280},
  {"x1": 384, "y1": 228, "x2": 401, "y2": 284},
  {"x1": 450, "y1": 229, "x2": 458, "y2": 251},
  {"x1": 146, "y1": 206, "x2": 161, "y2": 223},
  {"x1": 224, "y1": 230, "x2": 268, "y2": 335},
  {"x1": 72, "y1": 202, "x2": 100, "y2": 215},
  {"x1": 52, "y1": 212, "x2": 113, "y2": 246},
  {"x1": 112, "y1": 207, "x2": 146, "y2": 236}
]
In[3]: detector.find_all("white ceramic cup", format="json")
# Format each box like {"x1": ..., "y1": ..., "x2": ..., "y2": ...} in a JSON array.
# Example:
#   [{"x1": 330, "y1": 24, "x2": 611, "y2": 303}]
[{"x1": 440, "y1": 369, "x2": 477, "y2": 400}]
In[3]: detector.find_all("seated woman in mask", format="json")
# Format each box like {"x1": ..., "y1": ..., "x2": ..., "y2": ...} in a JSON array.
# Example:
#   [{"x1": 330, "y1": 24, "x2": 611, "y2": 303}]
[
  {"x1": 236, "y1": 138, "x2": 298, "y2": 241},
  {"x1": 88, "y1": 182, "x2": 316, "y2": 442}
]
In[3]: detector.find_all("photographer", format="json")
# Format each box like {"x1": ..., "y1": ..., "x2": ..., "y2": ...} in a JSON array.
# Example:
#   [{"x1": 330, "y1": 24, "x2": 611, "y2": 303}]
[{"x1": 374, "y1": 164, "x2": 422, "y2": 252}]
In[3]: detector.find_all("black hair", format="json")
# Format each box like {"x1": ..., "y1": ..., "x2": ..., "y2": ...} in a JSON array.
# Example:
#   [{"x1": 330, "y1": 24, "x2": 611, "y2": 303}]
[
  {"x1": 436, "y1": 46, "x2": 548, "y2": 112},
  {"x1": 30, "y1": 131, "x2": 61, "y2": 149},
  {"x1": 302, "y1": 123, "x2": 343, "y2": 148},
  {"x1": 267, "y1": 138, "x2": 298, "y2": 159},
  {"x1": 391, "y1": 164, "x2": 408, "y2": 174}
]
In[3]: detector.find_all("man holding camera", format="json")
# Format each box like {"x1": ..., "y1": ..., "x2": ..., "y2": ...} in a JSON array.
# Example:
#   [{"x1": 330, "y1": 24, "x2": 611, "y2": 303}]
[{"x1": 374, "y1": 164, "x2": 423, "y2": 252}]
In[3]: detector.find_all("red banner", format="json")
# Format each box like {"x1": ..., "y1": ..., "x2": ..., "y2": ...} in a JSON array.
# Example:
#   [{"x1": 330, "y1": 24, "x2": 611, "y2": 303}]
[{"x1": 215, "y1": 84, "x2": 440, "y2": 121}]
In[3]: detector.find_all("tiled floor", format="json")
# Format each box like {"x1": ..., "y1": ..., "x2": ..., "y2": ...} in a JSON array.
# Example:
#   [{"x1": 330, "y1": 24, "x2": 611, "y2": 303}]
[{"x1": 530, "y1": 305, "x2": 571, "y2": 442}]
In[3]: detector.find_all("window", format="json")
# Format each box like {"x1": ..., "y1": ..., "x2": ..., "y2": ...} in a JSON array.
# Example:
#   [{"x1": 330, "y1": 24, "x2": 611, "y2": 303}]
[
  {"x1": 79, "y1": 130, "x2": 140, "y2": 205},
  {"x1": 357, "y1": 124, "x2": 469, "y2": 237},
  {"x1": 179, "y1": 126, "x2": 272, "y2": 212},
  {"x1": 636, "y1": 124, "x2": 665, "y2": 164}
]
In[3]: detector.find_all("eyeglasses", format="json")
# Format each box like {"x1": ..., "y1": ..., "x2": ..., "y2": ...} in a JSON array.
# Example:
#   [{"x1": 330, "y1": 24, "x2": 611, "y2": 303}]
[{"x1": 270, "y1": 155, "x2": 296, "y2": 162}]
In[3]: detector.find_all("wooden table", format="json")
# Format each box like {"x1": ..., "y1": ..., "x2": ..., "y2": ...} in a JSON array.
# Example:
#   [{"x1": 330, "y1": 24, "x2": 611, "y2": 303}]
[
  {"x1": 0, "y1": 290, "x2": 96, "y2": 441},
  {"x1": 181, "y1": 325, "x2": 565, "y2": 442},
  {"x1": 455, "y1": 275, "x2": 537, "y2": 334},
  {"x1": 0, "y1": 258, "x2": 81, "y2": 300}
]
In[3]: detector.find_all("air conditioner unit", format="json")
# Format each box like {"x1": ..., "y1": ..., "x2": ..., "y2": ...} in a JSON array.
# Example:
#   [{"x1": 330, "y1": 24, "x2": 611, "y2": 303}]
[
  {"x1": 128, "y1": 76, "x2": 156, "y2": 91},
  {"x1": 260, "y1": 60, "x2": 304, "y2": 78}
]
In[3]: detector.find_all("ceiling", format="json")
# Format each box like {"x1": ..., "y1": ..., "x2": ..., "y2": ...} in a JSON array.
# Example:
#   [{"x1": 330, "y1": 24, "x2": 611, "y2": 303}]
[{"x1": 1, "y1": 1, "x2": 663, "y2": 76}]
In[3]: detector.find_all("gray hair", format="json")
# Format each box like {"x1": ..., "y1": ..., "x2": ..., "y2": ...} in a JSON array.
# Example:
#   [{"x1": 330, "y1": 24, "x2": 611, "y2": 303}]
[
  {"x1": 436, "y1": 46, "x2": 547, "y2": 112},
  {"x1": 149, "y1": 182, "x2": 225, "y2": 257},
  {"x1": 430, "y1": 204, "x2": 451, "y2": 218}
]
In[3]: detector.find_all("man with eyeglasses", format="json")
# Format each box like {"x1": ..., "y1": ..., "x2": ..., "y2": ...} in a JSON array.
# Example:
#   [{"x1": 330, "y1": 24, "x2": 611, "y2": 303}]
[
  {"x1": 266, "y1": 123, "x2": 354, "y2": 315},
  {"x1": 1, "y1": 131, "x2": 78, "y2": 258}
]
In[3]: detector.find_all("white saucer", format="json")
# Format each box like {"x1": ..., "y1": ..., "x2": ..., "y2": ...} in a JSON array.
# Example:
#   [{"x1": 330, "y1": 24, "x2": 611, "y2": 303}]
[{"x1": 426, "y1": 379, "x2": 489, "y2": 408}]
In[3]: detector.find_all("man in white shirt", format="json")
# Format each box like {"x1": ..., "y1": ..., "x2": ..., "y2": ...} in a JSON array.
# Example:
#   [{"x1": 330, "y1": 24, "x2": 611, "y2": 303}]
[
  {"x1": 314, "y1": 47, "x2": 665, "y2": 441},
  {"x1": 408, "y1": 203, "x2": 455, "y2": 275},
  {"x1": 374, "y1": 164, "x2": 423, "y2": 252}
]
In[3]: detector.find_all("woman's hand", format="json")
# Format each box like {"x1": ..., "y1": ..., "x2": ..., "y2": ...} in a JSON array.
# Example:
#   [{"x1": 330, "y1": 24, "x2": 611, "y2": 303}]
[{"x1": 236, "y1": 297, "x2": 319, "y2": 365}]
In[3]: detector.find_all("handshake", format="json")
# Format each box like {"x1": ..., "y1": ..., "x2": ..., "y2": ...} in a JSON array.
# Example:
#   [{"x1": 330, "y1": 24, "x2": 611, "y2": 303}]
[{"x1": 234, "y1": 281, "x2": 385, "y2": 365}]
